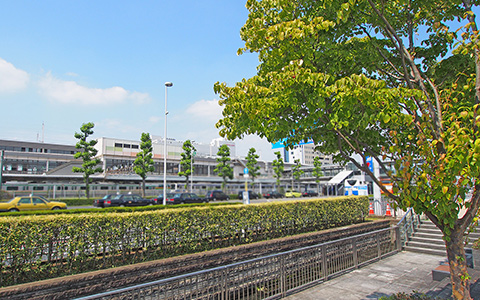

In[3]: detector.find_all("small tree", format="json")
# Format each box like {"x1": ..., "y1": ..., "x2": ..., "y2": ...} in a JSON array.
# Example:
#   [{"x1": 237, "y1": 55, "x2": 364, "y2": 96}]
[
  {"x1": 214, "y1": 144, "x2": 233, "y2": 191},
  {"x1": 245, "y1": 147, "x2": 261, "y2": 190},
  {"x1": 178, "y1": 140, "x2": 196, "y2": 191},
  {"x1": 292, "y1": 159, "x2": 303, "y2": 191},
  {"x1": 312, "y1": 156, "x2": 323, "y2": 195},
  {"x1": 72, "y1": 122, "x2": 103, "y2": 199},
  {"x1": 272, "y1": 151, "x2": 284, "y2": 191},
  {"x1": 133, "y1": 133, "x2": 154, "y2": 198}
]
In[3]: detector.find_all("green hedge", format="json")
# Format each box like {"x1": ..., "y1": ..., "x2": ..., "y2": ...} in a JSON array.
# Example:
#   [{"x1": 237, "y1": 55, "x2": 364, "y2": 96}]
[
  {"x1": 0, "y1": 196, "x2": 368, "y2": 287},
  {"x1": 0, "y1": 201, "x2": 241, "y2": 217}
]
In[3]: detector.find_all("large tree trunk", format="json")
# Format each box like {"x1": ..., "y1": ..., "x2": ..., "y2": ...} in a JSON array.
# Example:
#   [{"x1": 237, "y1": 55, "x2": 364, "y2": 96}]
[
  {"x1": 141, "y1": 179, "x2": 146, "y2": 198},
  {"x1": 445, "y1": 228, "x2": 472, "y2": 299}
]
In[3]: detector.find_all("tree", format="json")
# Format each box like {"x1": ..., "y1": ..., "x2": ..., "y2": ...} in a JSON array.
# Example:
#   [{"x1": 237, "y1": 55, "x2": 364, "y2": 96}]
[
  {"x1": 312, "y1": 156, "x2": 323, "y2": 195},
  {"x1": 214, "y1": 144, "x2": 233, "y2": 191},
  {"x1": 72, "y1": 122, "x2": 103, "y2": 199},
  {"x1": 292, "y1": 159, "x2": 303, "y2": 191},
  {"x1": 133, "y1": 133, "x2": 154, "y2": 198},
  {"x1": 214, "y1": 1, "x2": 480, "y2": 298},
  {"x1": 245, "y1": 147, "x2": 261, "y2": 190},
  {"x1": 272, "y1": 151, "x2": 284, "y2": 190},
  {"x1": 178, "y1": 140, "x2": 196, "y2": 191}
]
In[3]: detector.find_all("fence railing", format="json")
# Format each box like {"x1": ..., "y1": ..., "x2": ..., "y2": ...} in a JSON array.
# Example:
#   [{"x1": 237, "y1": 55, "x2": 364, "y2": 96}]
[
  {"x1": 74, "y1": 226, "x2": 401, "y2": 300},
  {"x1": 396, "y1": 207, "x2": 421, "y2": 248}
]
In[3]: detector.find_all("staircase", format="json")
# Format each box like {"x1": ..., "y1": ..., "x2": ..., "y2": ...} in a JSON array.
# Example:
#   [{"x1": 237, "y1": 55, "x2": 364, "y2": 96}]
[{"x1": 405, "y1": 219, "x2": 480, "y2": 256}]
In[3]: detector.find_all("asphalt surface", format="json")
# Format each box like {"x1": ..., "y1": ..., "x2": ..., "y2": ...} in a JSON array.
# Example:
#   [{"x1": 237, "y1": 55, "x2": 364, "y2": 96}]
[{"x1": 282, "y1": 250, "x2": 480, "y2": 300}]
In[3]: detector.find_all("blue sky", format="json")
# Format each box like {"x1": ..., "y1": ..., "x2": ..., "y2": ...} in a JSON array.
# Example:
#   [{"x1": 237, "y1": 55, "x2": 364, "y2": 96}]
[{"x1": 0, "y1": 1, "x2": 279, "y2": 160}]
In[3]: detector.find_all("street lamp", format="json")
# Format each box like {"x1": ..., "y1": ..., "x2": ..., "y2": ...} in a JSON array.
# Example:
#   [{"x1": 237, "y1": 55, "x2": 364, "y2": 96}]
[{"x1": 163, "y1": 82, "x2": 173, "y2": 205}]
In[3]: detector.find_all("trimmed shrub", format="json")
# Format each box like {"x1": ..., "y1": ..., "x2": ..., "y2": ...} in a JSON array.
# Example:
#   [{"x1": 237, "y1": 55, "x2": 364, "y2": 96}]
[{"x1": 0, "y1": 196, "x2": 368, "y2": 287}]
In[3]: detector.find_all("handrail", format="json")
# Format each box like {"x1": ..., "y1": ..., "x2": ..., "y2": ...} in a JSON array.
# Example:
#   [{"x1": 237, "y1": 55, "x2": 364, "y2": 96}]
[
  {"x1": 74, "y1": 227, "x2": 400, "y2": 300},
  {"x1": 396, "y1": 207, "x2": 421, "y2": 248}
]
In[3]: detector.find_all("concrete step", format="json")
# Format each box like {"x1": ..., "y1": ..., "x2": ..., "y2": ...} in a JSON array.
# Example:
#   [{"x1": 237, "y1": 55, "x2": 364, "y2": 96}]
[
  {"x1": 404, "y1": 245, "x2": 447, "y2": 256},
  {"x1": 405, "y1": 219, "x2": 480, "y2": 256},
  {"x1": 407, "y1": 241, "x2": 446, "y2": 251},
  {"x1": 414, "y1": 232, "x2": 443, "y2": 240},
  {"x1": 408, "y1": 237, "x2": 445, "y2": 246}
]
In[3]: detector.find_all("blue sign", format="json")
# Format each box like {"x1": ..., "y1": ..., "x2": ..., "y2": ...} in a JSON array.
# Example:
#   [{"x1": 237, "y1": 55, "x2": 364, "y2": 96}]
[
  {"x1": 271, "y1": 138, "x2": 314, "y2": 149},
  {"x1": 366, "y1": 156, "x2": 374, "y2": 173},
  {"x1": 244, "y1": 168, "x2": 249, "y2": 174}
]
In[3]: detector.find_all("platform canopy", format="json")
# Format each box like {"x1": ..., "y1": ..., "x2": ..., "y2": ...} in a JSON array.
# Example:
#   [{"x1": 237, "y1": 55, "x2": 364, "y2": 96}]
[{"x1": 328, "y1": 170, "x2": 353, "y2": 185}]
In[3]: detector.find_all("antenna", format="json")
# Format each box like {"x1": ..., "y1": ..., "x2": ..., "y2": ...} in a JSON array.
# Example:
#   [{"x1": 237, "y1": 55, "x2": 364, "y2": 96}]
[{"x1": 42, "y1": 122, "x2": 44, "y2": 143}]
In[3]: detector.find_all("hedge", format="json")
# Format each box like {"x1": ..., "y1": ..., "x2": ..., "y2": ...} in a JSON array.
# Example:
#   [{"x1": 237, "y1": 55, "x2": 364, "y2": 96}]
[
  {"x1": 0, "y1": 196, "x2": 368, "y2": 287},
  {"x1": 0, "y1": 201, "x2": 241, "y2": 217}
]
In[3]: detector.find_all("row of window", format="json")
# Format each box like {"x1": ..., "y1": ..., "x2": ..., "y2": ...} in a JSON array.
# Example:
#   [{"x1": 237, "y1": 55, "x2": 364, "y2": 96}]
[
  {"x1": 0, "y1": 145, "x2": 76, "y2": 155},
  {"x1": 114, "y1": 143, "x2": 139, "y2": 149}
]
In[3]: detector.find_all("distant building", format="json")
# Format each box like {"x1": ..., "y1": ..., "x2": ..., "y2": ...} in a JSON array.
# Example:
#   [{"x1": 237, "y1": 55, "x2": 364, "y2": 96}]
[
  {"x1": 284, "y1": 143, "x2": 333, "y2": 166},
  {"x1": 0, "y1": 137, "x2": 349, "y2": 198}
]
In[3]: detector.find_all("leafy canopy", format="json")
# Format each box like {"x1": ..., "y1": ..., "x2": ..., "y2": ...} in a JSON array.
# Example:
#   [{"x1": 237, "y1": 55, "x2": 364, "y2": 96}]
[{"x1": 214, "y1": 1, "x2": 480, "y2": 297}]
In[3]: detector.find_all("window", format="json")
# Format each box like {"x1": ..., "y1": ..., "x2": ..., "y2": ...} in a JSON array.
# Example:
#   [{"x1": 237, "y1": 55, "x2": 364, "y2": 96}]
[
  {"x1": 19, "y1": 198, "x2": 31, "y2": 204},
  {"x1": 32, "y1": 197, "x2": 46, "y2": 204}
]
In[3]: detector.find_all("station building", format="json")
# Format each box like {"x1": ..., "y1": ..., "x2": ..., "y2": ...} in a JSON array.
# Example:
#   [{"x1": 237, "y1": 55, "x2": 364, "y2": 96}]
[{"x1": 0, "y1": 137, "x2": 353, "y2": 198}]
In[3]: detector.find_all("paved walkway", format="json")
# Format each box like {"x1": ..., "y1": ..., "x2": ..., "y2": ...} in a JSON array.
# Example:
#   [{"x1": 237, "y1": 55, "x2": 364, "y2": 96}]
[{"x1": 283, "y1": 251, "x2": 480, "y2": 300}]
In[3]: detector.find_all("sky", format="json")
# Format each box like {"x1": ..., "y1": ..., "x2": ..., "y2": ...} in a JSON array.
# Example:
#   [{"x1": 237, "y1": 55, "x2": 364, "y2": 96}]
[{"x1": 0, "y1": 1, "x2": 280, "y2": 161}]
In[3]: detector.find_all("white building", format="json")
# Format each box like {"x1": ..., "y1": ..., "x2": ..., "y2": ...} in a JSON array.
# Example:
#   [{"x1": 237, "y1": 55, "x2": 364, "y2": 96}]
[{"x1": 285, "y1": 143, "x2": 333, "y2": 166}]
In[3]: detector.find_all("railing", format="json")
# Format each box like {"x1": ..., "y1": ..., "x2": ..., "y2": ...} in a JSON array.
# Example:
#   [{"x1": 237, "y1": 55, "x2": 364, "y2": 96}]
[
  {"x1": 74, "y1": 227, "x2": 400, "y2": 300},
  {"x1": 396, "y1": 207, "x2": 421, "y2": 248}
]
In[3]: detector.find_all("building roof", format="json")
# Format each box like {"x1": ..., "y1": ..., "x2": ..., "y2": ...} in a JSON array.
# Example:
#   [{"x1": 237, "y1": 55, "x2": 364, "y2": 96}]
[{"x1": 328, "y1": 170, "x2": 353, "y2": 184}]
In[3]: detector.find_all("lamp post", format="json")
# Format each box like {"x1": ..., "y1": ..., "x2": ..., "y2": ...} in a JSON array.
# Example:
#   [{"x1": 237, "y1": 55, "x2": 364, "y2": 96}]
[
  {"x1": 190, "y1": 149, "x2": 196, "y2": 193},
  {"x1": 163, "y1": 82, "x2": 173, "y2": 205}
]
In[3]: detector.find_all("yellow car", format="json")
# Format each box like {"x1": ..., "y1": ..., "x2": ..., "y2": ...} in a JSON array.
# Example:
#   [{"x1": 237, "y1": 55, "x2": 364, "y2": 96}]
[
  {"x1": 285, "y1": 190, "x2": 302, "y2": 198},
  {"x1": 0, "y1": 196, "x2": 67, "y2": 212}
]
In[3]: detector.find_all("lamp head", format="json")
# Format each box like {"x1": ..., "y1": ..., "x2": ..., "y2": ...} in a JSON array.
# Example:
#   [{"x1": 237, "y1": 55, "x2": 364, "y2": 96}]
[{"x1": 165, "y1": 82, "x2": 173, "y2": 87}]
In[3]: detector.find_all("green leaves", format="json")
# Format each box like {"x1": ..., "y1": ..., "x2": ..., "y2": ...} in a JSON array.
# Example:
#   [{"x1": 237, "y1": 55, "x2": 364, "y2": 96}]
[
  {"x1": 214, "y1": 145, "x2": 234, "y2": 190},
  {"x1": 0, "y1": 196, "x2": 368, "y2": 287},
  {"x1": 73, "y1": 123, "x2": 103, "y2": 199},
  {"x1": 178, "y1": 140, "x2": 197, "y2": 189}
]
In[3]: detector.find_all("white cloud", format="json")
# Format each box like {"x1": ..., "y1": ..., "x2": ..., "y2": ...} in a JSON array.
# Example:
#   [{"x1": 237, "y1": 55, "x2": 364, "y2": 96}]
[
  {"x1": 185, "y1": 99, "x2": 223, "y2": 121},
  {"x1": 0, "y1": 58, "x2": 29, "y2": 93},
  {"x1": 183, "y1": 99, "x2": 277, "y2": 161},
  {"x1": 149, "y1": 116, "x2": 162, "y2": 123},
  {"x1": 235, "y1": 135, "x2": 277, "y2": 162},
  {"x1": 37, "y1": 72, "x2": 150, "y2": 105}
]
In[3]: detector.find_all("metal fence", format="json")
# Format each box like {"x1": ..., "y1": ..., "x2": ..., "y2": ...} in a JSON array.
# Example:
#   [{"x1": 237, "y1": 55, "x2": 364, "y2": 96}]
[{"x1": 74, "y1": 226, "x2": 401, "y2": 300}]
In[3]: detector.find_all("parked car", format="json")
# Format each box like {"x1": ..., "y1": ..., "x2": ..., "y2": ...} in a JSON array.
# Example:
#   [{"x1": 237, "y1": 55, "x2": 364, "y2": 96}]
[
  {"x1": 93, "y1": 194, "x2": 116, "y2": 208},
  {"x1": 285, "y1": 190, "x2": 302, "y2": 198},
  {"x1": 238, "y1": 190, "x2": 260, "y2": 200},
  {"x1": 103, "y1": 194, "x2": 153, "y2": 207},
  {"x1": 165, "y1": 193, "x2": 208, "y2": 205},
  {"x1": 152, "y1": 193, "x2": 175, "y2": 205},
  {"x1": 263, "y1": 190, "x2": 284, "y2": 199},
  {"x1": 302, "y1": 190, "x2": 319, "y2": 197},
  {"x1": 0, "y1": 195, "x2": 67, "y2": 212},
  {"x1": 205, "y1": 190, "x2": 230, "y2": 201}
]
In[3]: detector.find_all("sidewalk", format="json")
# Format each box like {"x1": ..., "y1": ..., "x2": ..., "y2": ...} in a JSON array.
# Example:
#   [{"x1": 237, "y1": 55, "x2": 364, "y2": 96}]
[{"x1": 283, "y1": 251, "x2": 480, "y2": 300}]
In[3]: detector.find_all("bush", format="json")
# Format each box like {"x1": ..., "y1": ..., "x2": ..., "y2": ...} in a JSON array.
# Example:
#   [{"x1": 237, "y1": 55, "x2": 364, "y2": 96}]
[
  {"x1": 0, "y1": 190, "x2": 12, "y2": 200},
  {"x1": 0, "y1": 196, "x2": 368, "y2": 287}
]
